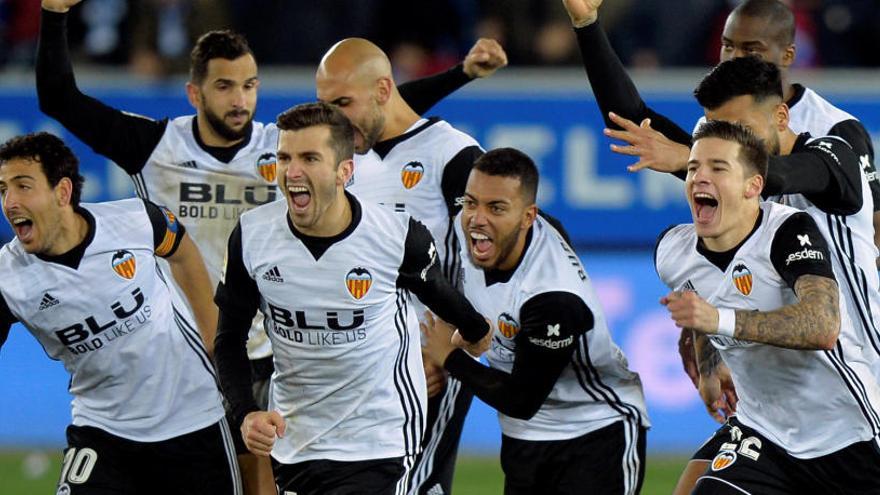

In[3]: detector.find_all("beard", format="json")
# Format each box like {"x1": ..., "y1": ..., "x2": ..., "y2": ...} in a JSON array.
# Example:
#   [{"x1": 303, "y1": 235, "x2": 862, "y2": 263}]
[
  {"x1": 355, "y1": 109, "x2": 386, "y2": 154},
  {"x1": 201, "y1": 98, "x2": 254, "y2": 142}
]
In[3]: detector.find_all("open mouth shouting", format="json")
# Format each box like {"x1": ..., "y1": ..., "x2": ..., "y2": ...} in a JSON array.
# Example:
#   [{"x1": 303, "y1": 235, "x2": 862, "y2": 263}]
[
  {"x1": 469, "y1": 229, "x2": 493, "y2": 263},
  {"x1": 10, "y1": 215, "x2": 34, "y2": 243},
  {"x1": 288, "y1": 184, "x2": 312, "y2": 213},
  {"x1": 692, "y1": 192, "x2": 719, "y2": 226}
]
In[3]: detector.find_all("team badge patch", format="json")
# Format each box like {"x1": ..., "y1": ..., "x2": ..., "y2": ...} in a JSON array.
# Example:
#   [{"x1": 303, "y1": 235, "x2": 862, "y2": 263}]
[
  {"x1": 256, "y1": 152, "x2": 277, "y2": 182},
  {"x1": 497, "y1": 313, "x2": 520, "y2": 338},
  {"x1": 711, "y1": 450, "x2": 737, "y2": 472},
  {"x1": 732, "y1": 263, "x2": 752, "y2": 296},
  {"x1": 111, "y1": 250, "x2": 137, "y2": 280},
  {"x1": 401, "y1": 161, "x2": 424, "y2": 189},
  {"x1": 345, "y1": 267, "x2": 372, "y2": 300}
]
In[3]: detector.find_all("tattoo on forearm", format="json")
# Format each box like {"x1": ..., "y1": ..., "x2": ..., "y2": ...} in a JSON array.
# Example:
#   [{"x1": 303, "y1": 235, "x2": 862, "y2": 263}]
[
  {"x1": 696, "y1": 333, "x2": 722, "y2": 376},
  {"x1": 734, "y1": 275, "x2": 840, "y2": 349}
]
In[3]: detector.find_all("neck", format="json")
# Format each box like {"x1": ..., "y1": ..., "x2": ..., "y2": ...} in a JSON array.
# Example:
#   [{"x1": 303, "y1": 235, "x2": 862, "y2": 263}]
[
  {"x1": 380, "y1": 95, "x2": 421, "y2": 141},
  {"x1": 46, "y1": 208, "x2": 89, "y2": 256},
  {"x1": 779, "y1": 128, "x2": 799, "y2": 156},
  {"x1": 702, "y1": 203, "x2": 760, "y2": 252},
  {"x1": 196, "y1": 113, "x2": 243, "y2": 148},
  {"x1": 782, "y1": 74, "x2": 795, "y2": 103}
]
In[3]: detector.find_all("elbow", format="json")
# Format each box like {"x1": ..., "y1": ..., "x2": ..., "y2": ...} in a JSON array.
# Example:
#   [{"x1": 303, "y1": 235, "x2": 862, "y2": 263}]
[
  {"x1": 501, "y1": 398, "x2": 543, "y2": 420},
  {"x1": 818, "y1": 317, "x2": 841, "y2": 351}
]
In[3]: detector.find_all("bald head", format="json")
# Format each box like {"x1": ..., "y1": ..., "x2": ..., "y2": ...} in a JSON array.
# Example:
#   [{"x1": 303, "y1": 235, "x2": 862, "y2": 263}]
[{"x1": 317, "y1": 38, "x2": 393, "y2": 87}]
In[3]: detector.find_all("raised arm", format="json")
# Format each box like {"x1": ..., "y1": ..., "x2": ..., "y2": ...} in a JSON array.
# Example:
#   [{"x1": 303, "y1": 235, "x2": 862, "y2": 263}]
[
  {"x1": 0, "y1": 293, "x2": 17, "y2": 352},
  {"x1": 38, "y1": 1, "x2": 167, "y2": 174},
  {"x1": 424, "y1": 292, "x2": 591, "y2": 419},
  {"x1": 398, "y1": 38, "x2": 507, "y2": 115}
]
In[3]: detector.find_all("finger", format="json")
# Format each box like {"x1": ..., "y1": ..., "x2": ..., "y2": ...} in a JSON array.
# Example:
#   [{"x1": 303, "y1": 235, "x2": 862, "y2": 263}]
[
  {"x1": 609, "y1": 144, "x2": 643, "y2": 157},
  {"x1": 626, "y1": 161, "x2": 653, "y2": 172},
  {"x1": 608, "y1": 112, "x2": 641, "y2": 131},
  {"x1": 603, "y1": 127, "x2": 639, "y2": 144},
  {"x1": 270, "y1": 411, "x2": 286, "y2": 437},
  {"x1": 640, "y1": 118, "x2": 652, "y2": 129}
]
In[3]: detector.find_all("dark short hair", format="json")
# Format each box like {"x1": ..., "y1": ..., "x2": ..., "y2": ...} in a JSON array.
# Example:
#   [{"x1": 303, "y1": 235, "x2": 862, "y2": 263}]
[
  {"x1": 276, "y1": 102, "x2": 355, "y2": 165},
  {"x1": 693, "y1": 120, "x2": 768, "y2": 179},
  {"x1": 732, "y1": 0, "x2": 796, "y2": 47},
  {"x1": 694, "y1": 56, "x2": 783, "y2": 110},
  {"x1": 472, "y1": 148, "x2": 539, "y2": 203},
  {"x1": 0, "y1": 132, "x2": 85, "y2": 207},
  {"x1": 190, "y1": 30, "x2": 253, "y2": 84}
]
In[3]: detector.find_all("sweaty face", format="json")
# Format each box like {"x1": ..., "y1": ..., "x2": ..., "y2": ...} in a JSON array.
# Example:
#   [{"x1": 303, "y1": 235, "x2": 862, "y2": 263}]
[
  {"x1": 720, "y1": 14, "x2": 791, "y2": 68},
  {"x1": 196, "y1": 55, "x2": 259, "y2": 142},
  {"x1": 460, "y1": 170, "x2": 531, "y2": 271},
  {"x1": 316, "y1": 76, "x2": 385, "y2": 154},
  {"x1": 686, "y1": 138, "x2": 757, "y2": 249},
  {"x1": 0, "y1": 158, "x2": 66, "y2": 254},
  {"x1": 277, "y1": 126, "x2": 347, "y2": 234},
  {"x1": 704, "y1": 95, "x2": 782, "y2": 156}
]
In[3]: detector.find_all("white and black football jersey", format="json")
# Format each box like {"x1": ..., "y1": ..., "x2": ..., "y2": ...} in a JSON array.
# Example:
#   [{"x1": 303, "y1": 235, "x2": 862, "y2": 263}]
[
  {"x1": 454, "y1": 214, "x2": 649, "y2": 441},
  {"x1": 137, "y1": 116, "x2": 280, "y2": 359},
  {"x1": 348, "y1": 117, "x2": 482, "y2": 284},
  {"x1": 656, "y1": 202, "x2": 880, "y2": 458},
  {"x1": 0, "y1": 199, "x2": 224, "y2": 442}
]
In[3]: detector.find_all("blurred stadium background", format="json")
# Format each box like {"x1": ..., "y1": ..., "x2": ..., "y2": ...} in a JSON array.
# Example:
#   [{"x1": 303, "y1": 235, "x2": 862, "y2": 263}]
[{"x1": 0, "y1": 0, "x2": 878, "y2": 492}]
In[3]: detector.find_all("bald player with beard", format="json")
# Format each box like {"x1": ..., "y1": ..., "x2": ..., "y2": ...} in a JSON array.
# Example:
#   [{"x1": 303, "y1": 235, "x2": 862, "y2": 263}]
[{"x1": 316, "y1": 38, "x2": 496, "y2": 495}]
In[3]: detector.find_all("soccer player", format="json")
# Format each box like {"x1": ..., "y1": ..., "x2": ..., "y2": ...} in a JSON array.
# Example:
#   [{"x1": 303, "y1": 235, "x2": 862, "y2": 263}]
[
  {"x1": 656, "y1": 120, "x2": 880, "y2": 494},
  {"x1": 0, "y1": 132, "x2": 240, "y2": 494},
  {"x1": 422, "y1": 148, "x2": 649, "y2": 495},
  {"x1": 315, "y1": 38, "x2": 496, "y2": 495},
  {"x1": 213, "y1": 102, "x2": 491, "y2": 495},
  {"x1": 36, "y1": 1, "x2": 505, "y2": 490}
]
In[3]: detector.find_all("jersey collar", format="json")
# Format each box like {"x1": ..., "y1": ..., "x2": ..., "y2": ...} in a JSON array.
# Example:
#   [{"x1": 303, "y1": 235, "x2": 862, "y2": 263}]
[
  {"x1": 696, "y1": 208, "x2": 764, "y2": 272},
  {"x1": 286, "y1": 191, "x2": 363, "y2": 261},
  {"x1": 35, "y1": 206, "x2": 96, "y2": 270},
  {"x1": 371, "y1": 117, "x2": 441, "y2": 159}
]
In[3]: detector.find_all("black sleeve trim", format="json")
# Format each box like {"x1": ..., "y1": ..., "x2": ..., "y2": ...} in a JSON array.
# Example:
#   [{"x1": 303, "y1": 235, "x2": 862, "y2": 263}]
[
  {"x1": 440, "y1": 145, "x2": 483, "y2": 216},
  {"x1": 398, "y1": 217, "x2": 489, "y2": 341},
  {"x1": 214, "y1": 223, "x2": 261, "y2": 316},
  {"x1": 827, "y1": 119, "x2": 879, "y2": 212},
  {"x1": 653, "y1": 224, "x2": 677, "y2": 276},
  {"x1": 769, "y1": 212, "x2": 836, "y2": 289},
  {"x1": 143, "y1": 200, "x2": 186, "y2": 258},
  {"x1": 0, "y1": 293, "x2": 16, "y2": 350},
  {"x1": 574, "y1": 23, "x2": 692, "y2": 146},
  {"x1": 444, "y1": 292, "x2": 592, "y2": 419},
  {"x1": 764, "y1": 138, "x2": 863, "y2": 215},
  {"x1": 397, "y1": 64, "x2": 471, "y2": 116},
  {"x1": 214, "y1": 309, "x2": 261, "y2": 428},
  {"x1": 37, "y1": 9, "x2": 167, "y2": 174}
]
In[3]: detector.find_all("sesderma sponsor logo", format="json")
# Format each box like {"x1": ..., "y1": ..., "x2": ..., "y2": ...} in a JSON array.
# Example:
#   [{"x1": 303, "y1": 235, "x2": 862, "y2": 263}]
[
  {"x1": 786, "y1": 248, "x2": 825, "y2": 265},
  {"x1": 528, "y1": 335, "x2": 574, "y2": 350}
]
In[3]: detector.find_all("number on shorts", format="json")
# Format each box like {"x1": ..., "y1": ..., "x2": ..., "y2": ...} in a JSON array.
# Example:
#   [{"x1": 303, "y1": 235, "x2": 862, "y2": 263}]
[{"x1": 60, "y1": 448, "x2": 98, "y2": 484}]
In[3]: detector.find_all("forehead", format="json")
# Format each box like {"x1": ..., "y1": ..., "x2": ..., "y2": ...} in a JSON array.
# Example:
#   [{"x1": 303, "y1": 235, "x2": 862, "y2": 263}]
[
  {"x1": 723, "y1": 14, "x2": 777, "y2": 43},
  {"x1": 278, "y1": 126, "x2": 332, "y2": 153},
  {"x1": 704, "y1": 95, "x2": 766, "y2": 122},
  {"x1": 203, "y1": 54, "x2": 257, "y2": 82},
  {"x1": 316, "y1": 70, "x2": 367, "y2": 100},
  {"x1": 465, "y1": 170, "x2": 523, "y2": 200},
  {"x1": 690, "y1": 137, "x2": 742, "y2": 165},
  {"x1": 0, "y1": 157, "x2": 45, "y2": 181}
]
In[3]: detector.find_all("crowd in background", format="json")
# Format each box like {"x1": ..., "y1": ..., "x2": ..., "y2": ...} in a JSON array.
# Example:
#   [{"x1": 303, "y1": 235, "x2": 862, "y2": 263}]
[{"x1": 1, "y1": 0, "x2": 878, "y2": 82}]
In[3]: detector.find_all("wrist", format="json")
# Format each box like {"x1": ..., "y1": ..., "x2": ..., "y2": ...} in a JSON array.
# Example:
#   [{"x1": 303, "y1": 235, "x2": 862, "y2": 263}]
[
  {"x1": 42, "y1": 5, "x2": 71, "y2": 14},
  {"x1": 572, "y1": 14, "x2": 598, "y2": 28},
  {"x1": 715, "y1": 308, "x2": 736, "y2": 338}
]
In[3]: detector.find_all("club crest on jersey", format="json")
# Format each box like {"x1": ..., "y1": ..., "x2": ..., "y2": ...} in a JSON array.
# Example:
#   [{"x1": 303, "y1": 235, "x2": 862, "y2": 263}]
[
  {"x1": 256, "y1": 152, "x2": 277, "y2": 182},
  {"x1": 711, "y1": 450, "x2": 737, "y2": 471},
  {"x1": 497, "y1": 313, "x2": 520, "y2": 338},
  {"x1": 111, "y1": 250, "x2": 137, "y2": 280},
  {"x1": 732, "y1": 263, "x2": 752, "y2": 296},
  {"x1": 345, "y1": 267, "x2": 372, "y2": 300},
  {"x1": 401, "y1": 161, "x2": 424, "y2": 189}
]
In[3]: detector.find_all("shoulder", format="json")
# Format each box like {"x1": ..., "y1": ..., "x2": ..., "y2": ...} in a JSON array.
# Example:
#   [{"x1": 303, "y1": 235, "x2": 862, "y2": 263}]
[
  {"x1": 789, "y1": 87, "x2": 857, "y2": 134},
  {"x1": 239, "y1": 199, "x2": 287, "y2": 229},
  {"x1": 422, "y1": 119, "x2": 482, "y2": 154}
]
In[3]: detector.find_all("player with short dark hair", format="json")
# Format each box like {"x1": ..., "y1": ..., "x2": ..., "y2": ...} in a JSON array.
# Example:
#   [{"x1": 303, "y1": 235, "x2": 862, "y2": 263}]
[
  {"x1": 37, "y1": 1, "x2": 505, "y2": 491},
  {"x1": 422, "y1": 147, "x2": 649, "y2": 495},
  {"x1": 213, "y1": 102, "x2": 491, "y2": 495},
  {"x1": 0, "y1": 132, "x2": 239, "y2": 494},
  {"x1": 656, "y1": 120, "x2": 880, "y2": 494},
  {"x1": 315, "y1": 37, "x2": 505, "y2": 495}
]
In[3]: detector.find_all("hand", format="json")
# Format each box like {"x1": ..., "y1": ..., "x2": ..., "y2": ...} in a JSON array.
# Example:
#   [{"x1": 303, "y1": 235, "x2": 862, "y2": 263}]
[
  {"x1": 463, "y1": 38, "x2": 508, "y2": 79},
  {"x1": 561, "y1": 0, "x2": 603, "y2": 27},
  {"x1": 661, "y1": 290, "x2": 720, "y2": 335},
  {"x1": 451, "y1": 317, "x2": 493, "y2": 357},
  {"x1": 604, "y1": 112, "x2": 691, "y2": 173},
  {"x1": 678, "y1": 328, "x2": 700, "y2": 389},
  {"x1": 42, "y1": 0, "x2": 82, "y2": 13},
  {"x1": 241, "y1": 411, "x2": 286, "y2": 457},
  {"x1": 421, "y1": 312, "x2": 457, "y2": 367},
  {"x1": 422, "y1": 349, "x2": 448, "y2": 397},
  {"x1": 699, "y1": 362, "x2": 738, "y2": 423}
]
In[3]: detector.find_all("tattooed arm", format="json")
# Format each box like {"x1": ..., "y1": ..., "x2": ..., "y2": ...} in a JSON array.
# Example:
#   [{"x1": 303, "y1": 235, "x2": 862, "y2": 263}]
[{"x1": 694, "y1": 332, "x2": 737, "y2": 423}]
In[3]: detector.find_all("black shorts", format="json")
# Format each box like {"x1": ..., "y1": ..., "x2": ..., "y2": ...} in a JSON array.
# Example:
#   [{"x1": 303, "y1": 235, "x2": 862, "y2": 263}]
[
  {"x1": 500, "y1": 418, "x2": 646, "y2": 495},
  {"x1": 56, "y1": 420, "x2": 241, "y2": 495},
  {"x1": 692, "y1": 417, "x2": 880, "y2": 494},
  {"x1": 273, "y1": 456, "x2": 405, "y2": 495},
  {"x1": 407, "y1": 376, "x2": 474, "y2": 495}
]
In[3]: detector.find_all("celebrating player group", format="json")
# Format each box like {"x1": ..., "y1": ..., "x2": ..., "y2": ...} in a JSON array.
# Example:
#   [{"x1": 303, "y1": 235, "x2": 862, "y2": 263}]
[{"x1": 0, "y1": 0, "x2": 877, "y2": 493}]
